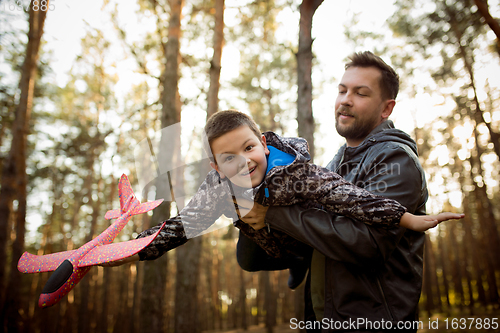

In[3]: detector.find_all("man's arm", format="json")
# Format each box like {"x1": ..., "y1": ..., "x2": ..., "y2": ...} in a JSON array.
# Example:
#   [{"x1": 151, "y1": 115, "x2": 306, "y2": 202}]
[
  {"x1": 264, "y1": 143, "x2": 427, "y2": 267},
  {"x1": 236, "y1": 231, "x2": 292, "y2": 271}
]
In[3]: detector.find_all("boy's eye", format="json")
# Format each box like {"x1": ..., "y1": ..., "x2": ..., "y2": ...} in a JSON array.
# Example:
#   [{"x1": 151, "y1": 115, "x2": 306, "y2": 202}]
[
  {"x1": 245, "y1": 145, "x2": 254, "y2": 151},
  {"x1": 225, "y1": 155, "x2": 234, "y2": 162}
]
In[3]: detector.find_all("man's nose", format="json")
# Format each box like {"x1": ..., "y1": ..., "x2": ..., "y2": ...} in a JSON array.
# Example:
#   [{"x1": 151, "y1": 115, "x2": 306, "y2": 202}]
[{"x1": 339, "y1": 92, "x2": 353, "y2": 106}]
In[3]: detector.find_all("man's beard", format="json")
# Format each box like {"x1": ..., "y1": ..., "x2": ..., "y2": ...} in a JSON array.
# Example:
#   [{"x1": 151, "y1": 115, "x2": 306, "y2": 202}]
[{"x1": 335, "y1": 105, "x2": 379, "y2": 142}]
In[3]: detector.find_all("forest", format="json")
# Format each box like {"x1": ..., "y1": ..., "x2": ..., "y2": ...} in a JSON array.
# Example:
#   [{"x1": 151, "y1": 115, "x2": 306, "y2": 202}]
[{"x1": 0, "y1": 0, "x2": 500, "y2": 332}]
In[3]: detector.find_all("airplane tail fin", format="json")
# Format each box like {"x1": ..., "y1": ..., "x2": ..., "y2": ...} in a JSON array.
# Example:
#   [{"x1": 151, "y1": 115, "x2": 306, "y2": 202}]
[
  {"x1": 130, "y1": 199, "x2": 164, "y2": 215},
  {"x1": 105, "y1": 174, "x2": 164, "y2": 220}
]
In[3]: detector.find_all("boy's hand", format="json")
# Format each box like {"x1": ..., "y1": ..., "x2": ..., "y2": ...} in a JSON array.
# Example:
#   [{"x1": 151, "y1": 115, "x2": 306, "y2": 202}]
[
  {"x1": 434, "y1": 212, "x2": 465, "y2": 223},
  {"x1": 401, "y1": 212, "x2": 465, "y2": 232},
  {"x1": 232, "y1": 198, "x2": 268, "y2": 230}
]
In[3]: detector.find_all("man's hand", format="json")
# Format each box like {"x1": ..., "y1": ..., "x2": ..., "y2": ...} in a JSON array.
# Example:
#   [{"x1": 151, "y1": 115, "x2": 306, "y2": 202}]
[{"x1": 233, "y1": 198, "x2": 269, "y2": 230}]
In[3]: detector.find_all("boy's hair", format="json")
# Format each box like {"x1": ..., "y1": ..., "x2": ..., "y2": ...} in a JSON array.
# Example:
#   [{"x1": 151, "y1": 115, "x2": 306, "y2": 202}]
[
  {"x1": 345, "y1": 51, "x2": 399, "y2": 101},
  {"x1": 204, "y1": 110, "x2": 261, "y2": 161}
]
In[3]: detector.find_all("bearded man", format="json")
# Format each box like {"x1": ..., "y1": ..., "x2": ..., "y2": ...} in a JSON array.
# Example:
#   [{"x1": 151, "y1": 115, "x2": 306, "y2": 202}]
[{"x1": 237, "y1": 51, "x2": 428, "y2": 333}]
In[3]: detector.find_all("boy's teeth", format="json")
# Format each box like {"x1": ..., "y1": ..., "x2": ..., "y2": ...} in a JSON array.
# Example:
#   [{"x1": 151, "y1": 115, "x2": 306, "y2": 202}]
[{"x1": 243, "y1": 167, "x2": 255, "y2": 175}]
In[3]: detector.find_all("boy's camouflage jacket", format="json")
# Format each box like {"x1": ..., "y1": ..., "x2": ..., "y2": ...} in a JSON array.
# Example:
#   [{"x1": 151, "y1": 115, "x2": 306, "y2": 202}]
[{"x1": 137, "y1": 132, "x2": 406, "y2": 261}]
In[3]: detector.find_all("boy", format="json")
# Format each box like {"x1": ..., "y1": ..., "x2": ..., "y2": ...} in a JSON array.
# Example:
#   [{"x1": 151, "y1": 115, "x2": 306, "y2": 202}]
[{"x1": 106, "y1": 110, "x2": 462, "y2": 281}]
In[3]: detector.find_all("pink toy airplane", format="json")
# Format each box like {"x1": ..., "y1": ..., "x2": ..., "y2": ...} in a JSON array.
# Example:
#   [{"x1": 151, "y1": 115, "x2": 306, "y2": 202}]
[{"x1": 17, "y1": 174, "x2": 165, "y2": 308}]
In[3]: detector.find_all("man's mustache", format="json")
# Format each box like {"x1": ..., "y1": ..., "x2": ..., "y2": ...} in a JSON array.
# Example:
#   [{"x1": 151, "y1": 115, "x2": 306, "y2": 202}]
[{"x1": 336, "y1": 105, "x2": 354, "y2": 117}]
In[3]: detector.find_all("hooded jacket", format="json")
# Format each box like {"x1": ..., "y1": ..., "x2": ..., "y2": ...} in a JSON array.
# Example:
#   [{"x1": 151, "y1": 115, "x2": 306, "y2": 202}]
[
  {"x1": 137, "y1": 130, "x2": 407, "y2": 262},
  {"x1": 264, "y1": 120, "x2": 428, "y2": 332}
]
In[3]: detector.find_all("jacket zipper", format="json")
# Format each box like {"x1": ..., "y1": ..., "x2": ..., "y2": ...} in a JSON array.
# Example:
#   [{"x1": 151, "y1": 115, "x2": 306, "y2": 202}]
[
  {"x1": 334, "y1": 152, "x2": 345, "y2": 174},
  {"x1": 377, "y1": 277, "x2": 394, "y2": 321}
]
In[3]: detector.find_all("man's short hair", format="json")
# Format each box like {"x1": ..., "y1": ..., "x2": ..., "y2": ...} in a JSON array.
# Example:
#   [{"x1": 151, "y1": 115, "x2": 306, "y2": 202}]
[
  {"x1": 345, "y1": 51, "x2": 399, "y2": 101},
  {"x1": 204, "y1": 110, "x2": 261, "y2": 161}
]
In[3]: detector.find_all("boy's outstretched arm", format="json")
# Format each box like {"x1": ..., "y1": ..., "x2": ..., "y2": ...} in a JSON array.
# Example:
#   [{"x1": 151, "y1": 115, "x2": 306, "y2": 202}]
[{"x1": 400, "y1": 212, "x2": 465, "y2": 232}]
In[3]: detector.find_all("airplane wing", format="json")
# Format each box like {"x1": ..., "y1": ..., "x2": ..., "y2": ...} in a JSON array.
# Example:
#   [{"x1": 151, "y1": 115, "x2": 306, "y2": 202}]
[
  {"x1": 18, "y1": 250, "x2": 77, "y2": 274},
  {"x1": 130, "y1": 199, "x2": 164, "y2": 215},
  {"x1": 104, "y1": 209, "x2": 122, "y2": 220},
  {"x1": 18, "y1": 222, "x2": 166, "y2": 272},
  {"x1": 78, "y1": 222, "x2": 166, "y2": 267}
]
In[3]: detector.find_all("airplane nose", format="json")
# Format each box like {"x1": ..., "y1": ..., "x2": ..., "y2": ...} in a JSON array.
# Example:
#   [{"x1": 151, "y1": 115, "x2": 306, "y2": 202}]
[{"x1": 39, "y1": 259, "x2": 75, "y2": 308}]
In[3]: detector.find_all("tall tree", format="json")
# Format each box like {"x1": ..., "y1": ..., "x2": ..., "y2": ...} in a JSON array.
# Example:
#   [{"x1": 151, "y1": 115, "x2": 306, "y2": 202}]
[
  {"x1": 0, "y1": 3, "x2": 49, "y2": 331},
  {"x1": 227, "y1": 0, "x2": 297, "y2": 137},
  {"x1": 389, "y1": 0, "x2": 500, "y2": 161},
  {"x1": 207, "y1": 0, "x2": 225, "y2": 119},
  {"x1": 136, "y1": 0, "x2": 185, "y2": 331},
  {"x1": 473, "y1": 0, "x2": 500, "y2": 56},
  {"x1": 197, "y1": 2, "x2": 226, "y2": 330},
  {"x1": 296, "y1": 0, "x2": 323, "y2": 161}
]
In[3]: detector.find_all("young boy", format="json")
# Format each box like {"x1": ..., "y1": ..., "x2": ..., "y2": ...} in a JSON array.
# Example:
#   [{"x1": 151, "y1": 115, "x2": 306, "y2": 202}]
[{"x1": 106, "y1": 110, "x2": 463, "y2": 282}]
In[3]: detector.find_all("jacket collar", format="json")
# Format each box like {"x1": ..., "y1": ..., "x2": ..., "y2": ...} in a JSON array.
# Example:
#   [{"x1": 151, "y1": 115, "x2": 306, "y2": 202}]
[
  {"x1": 329, "y1": 120, "x2": 414, "y2": 171},
  {"x1": 366, "y1": 119, "x2": 395, "y2": 138}
]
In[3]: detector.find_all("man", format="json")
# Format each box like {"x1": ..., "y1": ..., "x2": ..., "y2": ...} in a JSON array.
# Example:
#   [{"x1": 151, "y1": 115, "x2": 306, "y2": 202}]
[{"x1": 237, "y1": 51, "x2": 428, "y2": 332}]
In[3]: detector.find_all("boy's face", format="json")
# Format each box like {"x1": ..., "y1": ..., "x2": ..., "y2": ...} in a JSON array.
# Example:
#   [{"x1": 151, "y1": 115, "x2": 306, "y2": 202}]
[{"x1": 210, "y1": 125, "x2": 270, "y2": 188}]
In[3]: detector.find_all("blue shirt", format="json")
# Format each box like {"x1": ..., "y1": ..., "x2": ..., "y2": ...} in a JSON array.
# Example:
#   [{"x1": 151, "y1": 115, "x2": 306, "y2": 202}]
[{"x1": 266, "y1": 146, "x2": 295, "y2": 174}]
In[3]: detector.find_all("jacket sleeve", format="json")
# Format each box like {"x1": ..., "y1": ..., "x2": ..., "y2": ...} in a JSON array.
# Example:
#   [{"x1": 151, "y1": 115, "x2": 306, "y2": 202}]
[
  {"x1": 266, "y1": 143, "x2": 427, "y2": 267},
  {"x1": 286, "y1": 163, "x2": 407, "y2": 227},
  {"x1": 136, "y1": 216, "x2": 188, "y2": 261},
  {"x1": 138, "y1": 173, "x2": 238, "y2": 261}
]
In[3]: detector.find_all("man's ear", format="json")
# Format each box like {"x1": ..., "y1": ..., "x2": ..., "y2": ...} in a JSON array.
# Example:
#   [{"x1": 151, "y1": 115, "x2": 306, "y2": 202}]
[
  {"x1": 210, "y1": 161, "x2": 226, "y2": 179},
  {"x1": 381, "y1": 99, "x2": 396, "y2": 120},
  {"x1": 261, "y1": 134, "x2": 270, "y2": 155}
]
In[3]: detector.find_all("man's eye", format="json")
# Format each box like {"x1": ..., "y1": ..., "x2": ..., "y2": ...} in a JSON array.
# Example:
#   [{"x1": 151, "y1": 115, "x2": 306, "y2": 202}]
[{"x1": 338, "y1": 90, "x2": 346, "y2": 94}]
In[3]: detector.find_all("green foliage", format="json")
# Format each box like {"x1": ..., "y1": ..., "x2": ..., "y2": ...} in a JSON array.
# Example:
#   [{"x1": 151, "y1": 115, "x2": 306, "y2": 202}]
[{"x1": 227, "y1": 0, "x2": 297, "y2": 133}]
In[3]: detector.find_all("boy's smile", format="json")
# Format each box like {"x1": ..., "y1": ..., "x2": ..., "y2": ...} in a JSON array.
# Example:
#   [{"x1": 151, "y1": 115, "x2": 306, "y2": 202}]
[{"x1": 210, "y1": 125, "x2": 270, "y2": 188}]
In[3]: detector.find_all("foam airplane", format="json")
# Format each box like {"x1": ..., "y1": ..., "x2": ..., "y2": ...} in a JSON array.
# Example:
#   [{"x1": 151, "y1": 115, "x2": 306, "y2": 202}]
[{"x1": 18, "y1": 174, "x2": 165, "y2": 308}]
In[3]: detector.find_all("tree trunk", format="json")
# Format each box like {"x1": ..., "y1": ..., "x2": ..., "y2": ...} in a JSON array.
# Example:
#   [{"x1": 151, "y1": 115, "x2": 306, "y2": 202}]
[
  {"x1": 437, "y1": 229, "x2": 451, "y2": 314},
  {"x1": 239, "y1": 267, "x2": 248, "y2": 330},
  {"x1": 190, "y1": 4, "x2": 226, "y2": 331},
  {"x1": 459, "y1": 221, "x2": 474, "y2": 315},
  {"x1": 423, "y1": 234, "x2": 442, "y2": 316},
  {"x1": 296, "y1": 0, "x2": 323, "y2": 161},
  {"x1": 467, "y1": 153, "x2": 500, "y2": 305},
  {"x1": 207, "y1": 0, "x2": 225, "y2": 119},
  {"x1": 139, "y1": 0, "x2": 184, "y2": 332},
  {"x1": 208, "y1": 242, "x2": 222, "y2": 330},
  {"x1": 0, "y1": 4, "x2": 48, "y2": 331},
  {"x1": 78, "y1": 166, "x2": 99, "y2": 333},
  {"x1": 473, "y1": 0, "x2": 500, "y2": 56},
  {"x1": 459, "y1": 185, "x2": 487, "y2": 307},
  {"x1": 449, "y1": 9, "x2": 500, "y2": 162},
  {"x1": 470, "y1": 125, "x2": 500, "y2": 270},
  {"x1": 261, "y1": 270, "x2": 277, "y2": 333},
  {"x1": 446, "y1": 224, "x2": 464, "y2": 311}
]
